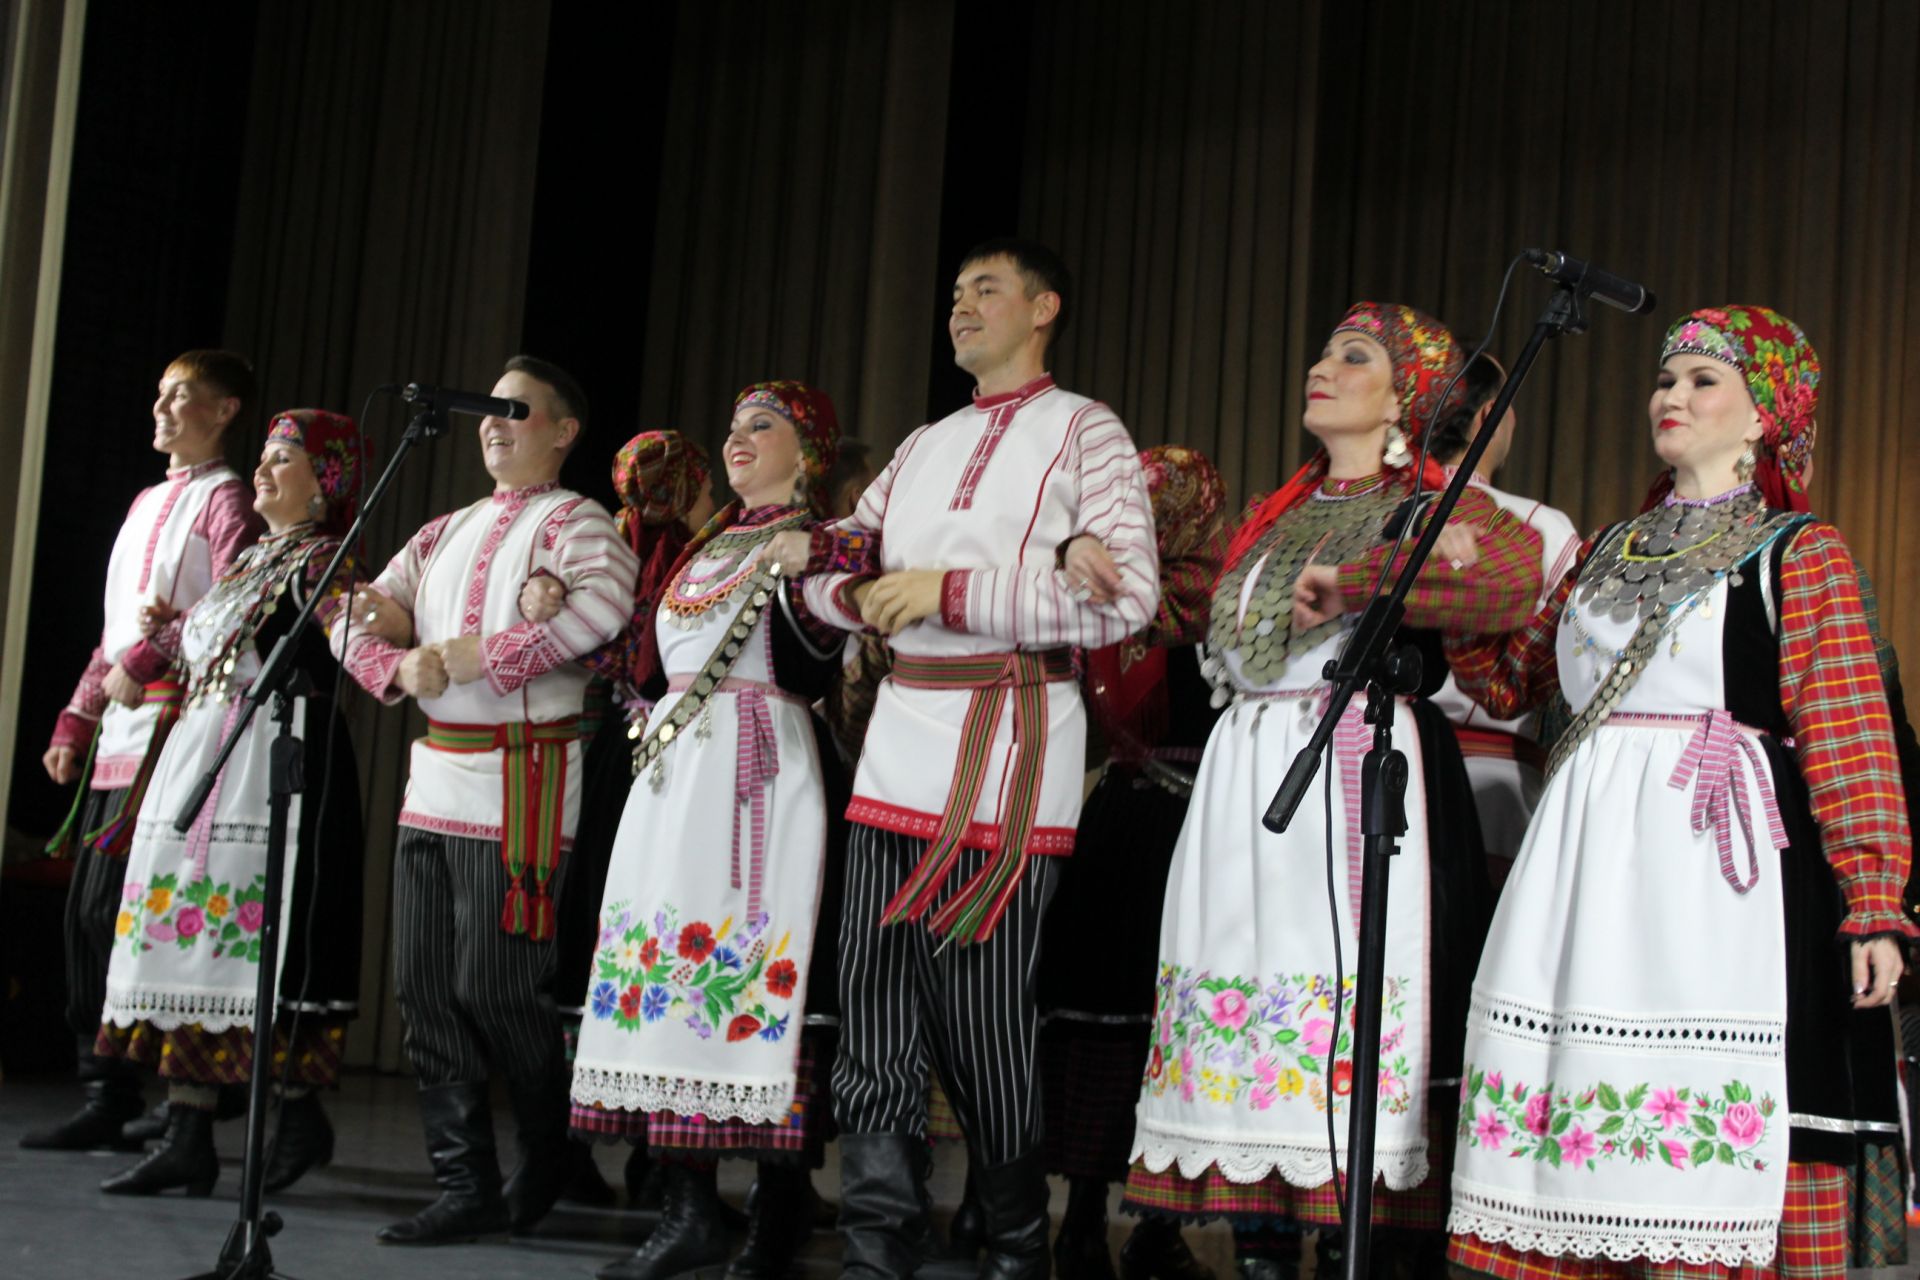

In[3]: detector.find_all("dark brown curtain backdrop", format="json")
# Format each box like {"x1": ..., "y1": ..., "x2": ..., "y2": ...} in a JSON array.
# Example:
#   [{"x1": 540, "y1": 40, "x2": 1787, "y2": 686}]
[
  {"x1": 221, "y1": 0, "x2": 552, "y2": 1068},
  {"x1": 638, "y1": 0, "x2": 954, "y2": 456},
  {"x1": 1022, "y1": 0, "x2": 1920, "y2": 660}
]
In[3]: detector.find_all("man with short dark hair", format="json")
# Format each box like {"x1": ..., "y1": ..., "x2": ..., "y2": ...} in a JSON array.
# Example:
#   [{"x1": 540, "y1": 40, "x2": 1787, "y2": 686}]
[
  {"x1": 798, "y1": 239, "x2": 1158, "y2": 1279},
  {"x1": 1427, "y1": 351, "x2": 1578, "y2": 876},
  {"x1": 25, "y1": 350, "x2": 261, "y2": 1153},
  {"x1": 335, "y1": 356, "x2": 637, "y2": 1245}
]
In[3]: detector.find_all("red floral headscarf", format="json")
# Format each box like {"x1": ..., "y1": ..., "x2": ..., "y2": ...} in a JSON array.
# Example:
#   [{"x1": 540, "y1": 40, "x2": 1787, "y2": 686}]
[
  {"x1": 1654, "y1": 305, "x2": 1819, "y2": 513},
  {"x1": 612, "y1": 430, "x2": 710, "y2": 543},
  {"x1": 1224, "y1": 303, "x2": 1465, "y2": 570},
  {"x1": 733, "y1": 380, "x2": 841, "y2": 509},
  {"x1": 265, "y1": 409, "x2": 363, "y2": 535}
]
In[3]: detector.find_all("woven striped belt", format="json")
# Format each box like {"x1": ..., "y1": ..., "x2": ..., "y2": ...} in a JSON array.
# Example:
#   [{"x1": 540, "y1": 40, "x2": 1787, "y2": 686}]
[
  {"x1": 1609, "y1": 710, "x2": 1785, "y2": 893},
  {"x1": 426, "y1": 716, "x2": 579, "y2": 939},
  {"x1": 51, "y1": 676, "x2": 187, "y2": 858},
  {"x1": 665, "y1": 674, "x2": 805, "y2": 921},
  {"x1": 879, "y1": 648, "x2": 1073, "y2": 945}
]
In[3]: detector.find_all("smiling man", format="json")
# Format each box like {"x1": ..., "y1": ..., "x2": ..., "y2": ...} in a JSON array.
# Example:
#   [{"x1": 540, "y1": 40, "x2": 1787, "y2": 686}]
[
  {"x1": 25, "y1": 350, "x2": 261, "y2": 1156},
  {"x1": 797, "y1": 239, "x2": 1158, "y2": 1280},
  {"x1": 333, "y1": 354, "x2": 637, "y2": 1246}
]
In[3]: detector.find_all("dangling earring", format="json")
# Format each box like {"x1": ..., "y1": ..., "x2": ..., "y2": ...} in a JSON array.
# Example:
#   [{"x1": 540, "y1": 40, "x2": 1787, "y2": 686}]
[
  {"x1": 307, "y1": 492, "x2": 326, "y2": 520},
  {"x1": 1382, "y1": 425, "x2": 1411, "y2": 470},
  {"x1": 1734, "y1": 446, "x2": 1757, "y2": 484}
]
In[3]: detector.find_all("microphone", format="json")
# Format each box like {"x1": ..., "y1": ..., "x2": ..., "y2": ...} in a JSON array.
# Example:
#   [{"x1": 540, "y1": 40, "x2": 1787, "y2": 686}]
[
  {"x1": 1523, "y1": 249, "x2": 1657, "y2": 315},
  {"x1": 399, "y1": 382, "x2": 529, "y2": 420}
]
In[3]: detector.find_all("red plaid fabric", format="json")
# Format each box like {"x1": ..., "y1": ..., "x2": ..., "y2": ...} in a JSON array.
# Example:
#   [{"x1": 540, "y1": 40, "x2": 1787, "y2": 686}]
[
  {"x1": 96, "y1": 1017, "x2": 346, "y2": 1088},
  {"x1": 1121, "y1": 1093, "x2": 1457, "y2": 1229},
  {"x1": 1442, "y1": 535, "x2": 1589, "y2": 721},
  {"x1": 570, "y1": 1028, "x2": 832, "y2": 1159},
  {"x1": 1334, "y1": 486, "x2": 1544, "y2": 636},
  {"x1": 1776, "y1": 525, "x2": 1916, "y2": 937},
  {"x1": 1447, "y1": 1161, "x2": 1849, "y2": 1279}
]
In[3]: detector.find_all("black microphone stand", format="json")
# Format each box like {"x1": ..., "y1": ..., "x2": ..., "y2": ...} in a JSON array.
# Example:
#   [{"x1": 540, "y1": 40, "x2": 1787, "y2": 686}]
[
  {"x1": 1262, "y1": 281, "x2": 1599, "y2": 1280},
  {"x1": 169, "y1": 395, "x2": 449, "y2": 1280}
]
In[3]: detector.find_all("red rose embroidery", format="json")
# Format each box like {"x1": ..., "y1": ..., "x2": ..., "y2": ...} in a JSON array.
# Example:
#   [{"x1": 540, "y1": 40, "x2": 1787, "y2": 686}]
[{"x1": 765, "y1": 959, "x2": 798, "y2": 999}]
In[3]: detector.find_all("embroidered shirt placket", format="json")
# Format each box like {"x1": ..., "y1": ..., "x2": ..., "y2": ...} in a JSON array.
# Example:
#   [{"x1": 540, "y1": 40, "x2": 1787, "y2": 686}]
[
  {"x1": 137, "y1": 464, "x2": 209, "y2": 593},
  {"x1": 466, "y1": 490, "x2": 534, "y2": 637},
  {"x1": 950, "y1": 387, "x2": 1045, "y2": 511}
]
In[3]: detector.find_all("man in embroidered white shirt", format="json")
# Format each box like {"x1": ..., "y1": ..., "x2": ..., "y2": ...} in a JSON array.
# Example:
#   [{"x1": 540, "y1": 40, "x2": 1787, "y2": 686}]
[
  {"x1": 335, "y1": 355, "x2": 637, "y2": 1246},
  {"x1": 791, "y1": 239, "x2": 1158, "y2": 1280}
]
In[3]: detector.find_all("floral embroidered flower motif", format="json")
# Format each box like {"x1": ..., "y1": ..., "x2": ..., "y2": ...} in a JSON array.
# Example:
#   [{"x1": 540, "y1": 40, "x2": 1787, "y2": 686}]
[
  {"x1": 1143, "y1": 963, "x2": 1415, "y2": 1117},
  {"x1": 1458, "y1": 1063, "x2": 1776, "y2": 1174},
  {"x1": 589, "y1": 900, "x2": 795, "y2": 1043},
  {"x1": 118, "y1": 872, "x2": 269, "y2": 962}
]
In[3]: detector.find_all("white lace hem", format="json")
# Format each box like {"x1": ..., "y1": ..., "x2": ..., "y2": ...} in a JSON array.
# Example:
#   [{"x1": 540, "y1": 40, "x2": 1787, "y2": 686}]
[
  {"x1": 570, "y1": 1065, "x2": 794, "y2": 1126},
  {"x1": 1129, "y1": 1130, "x2": 1430, "y2": 1191},
  {"x1": 1448, "y1": 1186, "x2": 1780, "y2": 1267},
  {"x1": 101, "y1": 988, "x2": 255, "y2": 1033}
]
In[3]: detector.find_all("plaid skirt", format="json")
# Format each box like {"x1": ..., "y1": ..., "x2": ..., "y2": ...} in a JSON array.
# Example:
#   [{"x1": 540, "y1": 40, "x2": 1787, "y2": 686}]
[{"x1": 96, "y1": 1014, "x2": 347, "y2": 1088}]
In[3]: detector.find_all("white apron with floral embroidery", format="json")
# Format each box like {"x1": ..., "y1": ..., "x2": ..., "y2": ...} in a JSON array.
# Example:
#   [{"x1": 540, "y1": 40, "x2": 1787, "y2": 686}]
[
  {"x1": 570, "y1": 557, "x2": 826, "y2": 1125},
  {"x1": 1132, "y1": 562, "x2": 1437, "y2": 1189},
  {"x1": 1447, "y1": 578, "x2": 1790, "y2": 1268},
  {"x1": 100, "y1": 587, "x2": 303, "y2": 1034}
]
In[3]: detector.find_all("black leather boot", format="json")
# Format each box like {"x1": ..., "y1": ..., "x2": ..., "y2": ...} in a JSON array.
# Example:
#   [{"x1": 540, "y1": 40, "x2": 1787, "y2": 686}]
[
  {"x1": 263, "y1": 1092, "x2": 335, "y2": 1192},
  {"x1": 975, "y1": 1152, "x2": 1051, "y2": 1280},
  {"x1": 120, "y1": 1099, "x2": 170, "y2": 1146},
  {"x1": 839, "y1": 1133, "x2": 932, "y2": 1279},
  {"x1": 501, "y1": 1067, "x2": 572, "y2": 1233},
  {"x1": 375, "y1": 1082, "x2": 509, "y2": 1245},
  {"x1": 100, "y1": 1103, "x2": 219, "y2": 1196},
  {"x1": 1117, "y1": 1216, "x2": 1214, "y2": 1280},
  {"x1": 946, "y1": 1166, "x2": 985, "y2": 1259},
  {"x1": 728, "y1": 1162, "x2": 812, "y2": 1278},
  {"x1": 1054, "y1": 1177, "x2": 1115, "y2": 1280},
  {"x1": 596, "y1": 1160, "x2": 731, "y2": 1280},
  {"x1": 21, "y1": 1063, "x2": 145, "y2": 1151}
]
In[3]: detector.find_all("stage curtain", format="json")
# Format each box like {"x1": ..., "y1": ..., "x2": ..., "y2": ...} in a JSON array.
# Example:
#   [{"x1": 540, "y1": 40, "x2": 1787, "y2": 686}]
[
  {"x1": 1020, "y1": 0, "x2": 1920, "y2": 660},
  {"x1": 637, "y1": 0, "x2": 954, "y2": 456},
  {"x1": 221, "y1": 0, "x2": 553, "y2": 1070}
]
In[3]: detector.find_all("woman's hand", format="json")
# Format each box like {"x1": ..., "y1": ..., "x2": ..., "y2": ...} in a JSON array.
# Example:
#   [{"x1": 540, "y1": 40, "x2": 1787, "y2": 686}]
[
  {"x1": 137, "y1": 596, "x2": 177, "y2": 638},
  {"x1": 1291, "y1": 565, "x2": 1347, "y2": 632},
  {"x1": 1063, "y1": 536, "x2": 1122, "y2": 604},
  {"x1": 758, "y1": 531, "x2": 814, "y2": 576},
  {"x1": 1850, "y1": 936, "x2": 1905, "y2": 1008},
  {"x1": 519, "y1": 574, "x2": 567, "y2": 623},
  {"x1": 1434, "y1": 522, "x2": 1482, "y2": 572},
  {"x1": 355, "y1": 589, "x2": 414, "y2": 646}
]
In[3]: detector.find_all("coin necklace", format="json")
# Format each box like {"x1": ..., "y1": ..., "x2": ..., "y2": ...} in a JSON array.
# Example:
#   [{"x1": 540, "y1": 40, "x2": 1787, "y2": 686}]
[
  {"x1": 661, "y1": 507, "x2": 808, "y2": 629},
  {"x1": 185, "y1": 528, "x2": 325, "y2": 707}
]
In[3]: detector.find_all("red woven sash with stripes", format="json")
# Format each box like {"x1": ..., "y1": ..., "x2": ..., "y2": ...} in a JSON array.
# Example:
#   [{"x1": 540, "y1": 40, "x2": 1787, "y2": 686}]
[
  {"x1": 426, "y1": 716, "x2": 579, "y2": 940},
  {"x1": 880, "y1": 649, "x2": 1072, "y2": 944}
]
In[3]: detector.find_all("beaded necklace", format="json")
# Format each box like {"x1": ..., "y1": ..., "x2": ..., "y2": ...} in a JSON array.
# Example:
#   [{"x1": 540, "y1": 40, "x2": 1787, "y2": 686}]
[
  {"x1": 184, "y1": 526, "x2": 325, "y2": 707},
  {"x1": 661, "y1": 506, "x2": 809, "y2": 628}
]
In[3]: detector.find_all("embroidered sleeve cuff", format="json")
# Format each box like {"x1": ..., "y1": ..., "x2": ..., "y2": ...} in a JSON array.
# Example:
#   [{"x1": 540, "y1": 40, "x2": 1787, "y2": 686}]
[
  {"x1": 119, "y1": 639, "x2": 174, "y2": 686},
  {"x1": 808, "y1": 527, "x2": 880, "y2": 575},
  {"x1": 343, "y1": 636, "x2": 408, "y2": 705},
  {"x1": 1838, "y1": 874, "x2": 1920, "y2": 939},
  {"x1": 941, "y1": 570, "x2": 971, "y2": 631},
  {"x1": 482, "y1": 623, "x2": 570, "y2": 696},
  {"x1": 51, "y1": 709, "x2": 96, "y2": 754}
]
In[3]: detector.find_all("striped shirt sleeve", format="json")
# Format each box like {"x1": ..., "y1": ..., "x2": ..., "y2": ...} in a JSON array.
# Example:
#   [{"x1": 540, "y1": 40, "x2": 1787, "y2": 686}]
[
  {"x1": 482, "y1": 499, "x2": 639, "y2": 697},
  {"x1": 197, "y1": 478, "x2": 264, "y2": 579},
  {"x1": 941, "y1": 407, "x2": 1159, "y2": 647},
  {"x1": 800, "y1": 425, "x2": 927, "y2": 629},
  {"x1": 1336, "y1": 486, "x2": 1545, "y2": 637},
  {"x1": 331, "y1": 512, "x2": 451, "y2": 704},
  {"x1": 1776, "y1": 522, "x2": 1916, "y2": 938}
]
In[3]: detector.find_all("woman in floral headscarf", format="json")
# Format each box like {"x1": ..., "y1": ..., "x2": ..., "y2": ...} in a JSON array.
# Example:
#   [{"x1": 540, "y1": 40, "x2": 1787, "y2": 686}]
[
  {"x1": 1119, "y1": 305, "x2": 1545, "y2": 1278},
  {"x1": 1041, "y1": 445, "x2": 1230, "y2": 1280},
  {"x1": 92, "y1": 410, "x2": 367, "y2": 1197},
  {"x1": 1444, "y1": 306, "x2": 1914, "y2": 1279},
  {"x1": 568, "y1": 382, "x2": 849, "y2": 1280}
]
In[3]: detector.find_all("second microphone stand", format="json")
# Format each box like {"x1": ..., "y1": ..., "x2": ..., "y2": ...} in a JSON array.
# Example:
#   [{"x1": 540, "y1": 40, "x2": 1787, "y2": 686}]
[{"x1": 1262, "y1": 283, "x2": 1590, "y2": 1280}]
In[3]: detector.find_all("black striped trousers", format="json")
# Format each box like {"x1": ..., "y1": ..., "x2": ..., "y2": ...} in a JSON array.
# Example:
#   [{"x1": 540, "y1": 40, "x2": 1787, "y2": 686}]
[
  {"x1": 392, "y1": 827, "x2": 566, "y2": 1087},
  {"x1": 831, "y1": 823, "x2": 1059, "y2": 1166},
  {"x1": 62, "y1": 787, "x2": 132, "y2": 1061}
]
